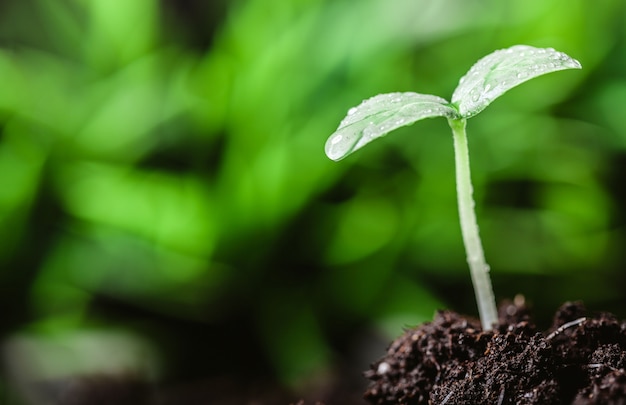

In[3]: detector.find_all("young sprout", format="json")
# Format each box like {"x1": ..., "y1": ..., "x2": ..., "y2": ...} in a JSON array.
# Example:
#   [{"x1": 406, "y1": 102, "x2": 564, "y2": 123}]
[{"x1": 325, "y1": 45, "x2": 581, "y2": 331}]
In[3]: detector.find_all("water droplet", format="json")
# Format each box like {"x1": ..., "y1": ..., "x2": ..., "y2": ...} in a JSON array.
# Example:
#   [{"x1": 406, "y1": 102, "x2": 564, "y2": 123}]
[
  {"x1": 347, "y1": 107, "x2": 357, "y2": 116},
  {"x1": 516, "y1": 72, "x2": 527, "y2": 79},
  {"x1": 331, "y1": 134, "x2": 342, "y2": 145},
  {"x1": 484, "y1": 84, "x2": 491, "y2": 92},
  {"x1": 468, "y1": 88, "x2": 481, "y2": 102}
]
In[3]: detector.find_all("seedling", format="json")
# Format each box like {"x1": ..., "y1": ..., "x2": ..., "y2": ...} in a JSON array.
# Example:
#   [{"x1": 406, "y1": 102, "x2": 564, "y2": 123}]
[{"x1": 325, "y1": 45, "x2": 581, "y2": 330}]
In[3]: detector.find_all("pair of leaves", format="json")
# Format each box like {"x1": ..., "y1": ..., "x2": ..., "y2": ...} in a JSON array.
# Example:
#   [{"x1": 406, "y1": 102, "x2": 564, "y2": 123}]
[{"x1": 325, "y1": 45, "x2": 582, "y2": 161}]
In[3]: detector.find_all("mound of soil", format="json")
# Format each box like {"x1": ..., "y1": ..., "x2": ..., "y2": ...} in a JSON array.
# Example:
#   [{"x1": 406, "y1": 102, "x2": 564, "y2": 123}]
[{"x1": 363, "y1": 298, "x2": 626, "y2": 404}]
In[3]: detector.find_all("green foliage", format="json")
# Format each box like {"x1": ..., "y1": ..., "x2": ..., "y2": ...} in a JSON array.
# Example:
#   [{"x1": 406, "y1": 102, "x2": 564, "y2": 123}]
[
  {"x1": 326, "y1": 93, "x2": 456, "y2": 161},
  {"x1": 326, "y1": 45, "x2": 581, "y2": 162},
  {"x1": 451, "y1": 46, "x2": 581, "y2": 117}
]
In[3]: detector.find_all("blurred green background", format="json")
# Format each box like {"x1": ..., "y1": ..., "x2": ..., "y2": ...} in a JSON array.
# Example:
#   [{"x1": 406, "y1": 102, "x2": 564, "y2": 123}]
[{"x1": 0, "y1": 0, "x2": 625, "y2": 402}]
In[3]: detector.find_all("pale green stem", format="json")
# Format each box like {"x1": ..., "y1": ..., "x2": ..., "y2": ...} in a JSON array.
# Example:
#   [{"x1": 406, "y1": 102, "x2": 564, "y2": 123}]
[{"x1": 448, "y1": 117, "x2": 498, "y2": 331}]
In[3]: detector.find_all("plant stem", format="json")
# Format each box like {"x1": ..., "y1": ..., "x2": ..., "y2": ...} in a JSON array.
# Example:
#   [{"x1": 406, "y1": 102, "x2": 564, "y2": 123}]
[{"x1": 448, "y1": 117, "x2": 498, "y2": 330}]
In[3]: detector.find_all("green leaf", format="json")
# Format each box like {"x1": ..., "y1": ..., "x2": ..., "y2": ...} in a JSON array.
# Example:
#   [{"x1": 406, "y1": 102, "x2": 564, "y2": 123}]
[
  {"x1": 452, "y1": 45, "x2": 582, "y2": 118},
  {"x1": 325, "y1": 92, "x2": 459, "y2": 161}
]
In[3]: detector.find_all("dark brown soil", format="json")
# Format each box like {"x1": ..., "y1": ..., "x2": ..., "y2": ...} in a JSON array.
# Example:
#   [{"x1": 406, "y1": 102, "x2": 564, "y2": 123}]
[{"x1": 363, "y1": 297, "x2": 626, "y2": 404}]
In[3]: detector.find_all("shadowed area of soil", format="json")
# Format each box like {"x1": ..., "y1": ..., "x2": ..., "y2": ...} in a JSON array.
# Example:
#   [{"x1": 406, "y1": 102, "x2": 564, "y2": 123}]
[{"x1": 29, "y1": 299, "x2": 626, "y2": 404}]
